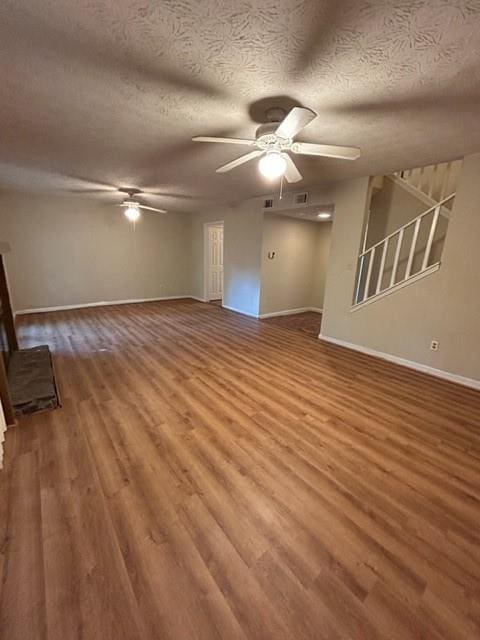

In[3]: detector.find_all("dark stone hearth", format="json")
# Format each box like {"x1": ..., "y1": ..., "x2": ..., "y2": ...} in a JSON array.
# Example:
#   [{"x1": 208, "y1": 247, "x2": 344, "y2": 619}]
[{"x1": 8, "y1": 345, "x2": 59, "y2": 416}]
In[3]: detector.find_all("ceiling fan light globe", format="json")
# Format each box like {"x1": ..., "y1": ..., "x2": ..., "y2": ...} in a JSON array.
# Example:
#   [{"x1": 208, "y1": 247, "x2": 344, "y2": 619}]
[
  {"x1": 258, "y1": 152, "x2": 287, "y2": 180},
  {"x1": 124, "y1": 206, "x2": 140, "y2": 222}
]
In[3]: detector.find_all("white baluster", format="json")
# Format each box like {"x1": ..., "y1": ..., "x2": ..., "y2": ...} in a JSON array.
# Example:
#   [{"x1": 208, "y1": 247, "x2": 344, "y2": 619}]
[
  {"x1": 405, "y1": 218, "x2": 421, "y2": 279},
  {"x1": 376, "y1": 240, "x2": 388, "y2": 294},
  {"x1": 422, "y1": 206, "x2": 441, "y2": 271},
  {"x1": 390, "y1": 228, "x2": 404, "y2": 287},
  {"x1": 364, "y1": 247, "x2": 375, "y2": 300},
  {"x1": 355, "y1": 256, "x2": 367, "y2": 304}
]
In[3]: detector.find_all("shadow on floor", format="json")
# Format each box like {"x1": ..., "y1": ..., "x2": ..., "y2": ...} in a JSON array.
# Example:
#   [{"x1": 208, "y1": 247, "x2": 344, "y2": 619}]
[{"x1": 262, "y1": 312, "x2": 322, "y2": 338}]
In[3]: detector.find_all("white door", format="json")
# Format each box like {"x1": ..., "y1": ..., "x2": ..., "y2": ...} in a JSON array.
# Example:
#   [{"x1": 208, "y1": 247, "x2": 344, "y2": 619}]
[{"x1": 208, "y1": 225, "x2": 224, "y2": 300}]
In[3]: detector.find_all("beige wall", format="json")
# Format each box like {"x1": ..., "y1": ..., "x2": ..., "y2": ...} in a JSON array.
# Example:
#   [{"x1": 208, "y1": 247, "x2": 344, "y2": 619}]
[
  {"x1": 224, "y1": 199, "x2": 263, "y2": 316},
  {"x1": 311, "y1": 221, "x2": 332, "y2": 309},
  {"x1": 2, "y1": 185, "x2": 332, "y2": 319},
  {"x1": 259, "y1": 214, "x2": 331, "y2": 315},
  {"x1": 322, "y1": 154, "x2": 480, "y2": 383},
  {"x1": 366, "y1": 176, "x2": 426, "y2": 247},
  {"x1": 189, "y1": 200, "x2": 264, "y2": 316},
  {"x1": 190, "y1": 194, "x2": 333, "y2": 318},
  {"x1": 0, "y1": 190, "x2": 192, "y2": 311}
]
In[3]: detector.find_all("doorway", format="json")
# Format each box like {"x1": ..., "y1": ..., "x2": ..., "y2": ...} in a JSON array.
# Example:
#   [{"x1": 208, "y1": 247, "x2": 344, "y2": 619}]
[{"x1": 204, "y1": 222, "x2": 224, "y2": 302}]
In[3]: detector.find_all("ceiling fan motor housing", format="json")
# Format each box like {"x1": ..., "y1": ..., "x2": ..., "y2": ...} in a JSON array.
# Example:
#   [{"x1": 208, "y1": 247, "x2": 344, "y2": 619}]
[
  {"x1": 264, "y1": 106, "x2": 287, "y2": 123},
  {"x1": 255, "y1": 123, "x2": 292, "y2": 150},
  {"x1": 119, "y1": 187, "x2": 143, "y2": 198}
]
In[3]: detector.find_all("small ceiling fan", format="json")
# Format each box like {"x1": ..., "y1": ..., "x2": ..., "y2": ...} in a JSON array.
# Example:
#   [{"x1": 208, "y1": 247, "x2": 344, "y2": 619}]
[
  {"x1": 193, "y1": 106, "x2": 361, "y2": 183},
  {"x1": 115, "y1": 188, "x2": 167, "y2": 222}
]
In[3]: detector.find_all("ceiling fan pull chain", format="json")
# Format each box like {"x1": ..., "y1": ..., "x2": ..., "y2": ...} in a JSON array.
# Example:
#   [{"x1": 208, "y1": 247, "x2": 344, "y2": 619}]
[{"x1": 279, "y1": 174, "x2": 284, "y2": 200}]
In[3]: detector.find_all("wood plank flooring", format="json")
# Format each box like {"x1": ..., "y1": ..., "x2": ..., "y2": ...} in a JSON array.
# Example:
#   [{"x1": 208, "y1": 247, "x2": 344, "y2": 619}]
[
  {"x1": 262, "y1": 311, "x2": 322, "y2": 338},
  {"x1": 1, "y1": 298, "x2": 479, "y2": 639}
]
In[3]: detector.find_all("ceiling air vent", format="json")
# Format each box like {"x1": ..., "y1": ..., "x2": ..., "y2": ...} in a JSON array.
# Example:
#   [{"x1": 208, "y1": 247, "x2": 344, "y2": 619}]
[
  {"x1": 294, "y1": 191, "x2": 309, "y2": 205},
  {"x1": 263, "y1": 197, "x2": 274, "y2": 209}
]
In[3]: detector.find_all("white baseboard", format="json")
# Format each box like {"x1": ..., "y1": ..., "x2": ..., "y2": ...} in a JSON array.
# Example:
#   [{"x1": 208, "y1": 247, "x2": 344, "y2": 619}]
[
  {"x1": 319, "y1": 334, "x2": 480, "y2": 391},
  {"x1": 15, "y1": 295, "x2": 194, "y2": 316},
  {"x1": 222, "y1": 304, "x2": 259, "y2": 318},
  {"x1": 223, "y1": 305, "x2": 323, "y2": 320},
  {"x1": 259, "y1": 306, "x2": 323, "y2": 319},
  {"x1": 190, "y1": 296, "x2": 208, "y2": 302}
]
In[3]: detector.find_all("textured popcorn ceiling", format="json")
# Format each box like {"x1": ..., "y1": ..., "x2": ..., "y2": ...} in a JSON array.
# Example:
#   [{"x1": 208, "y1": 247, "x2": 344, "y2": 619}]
[{"x1": 1, "y1": 0, "x2": 480, "y2": 210}]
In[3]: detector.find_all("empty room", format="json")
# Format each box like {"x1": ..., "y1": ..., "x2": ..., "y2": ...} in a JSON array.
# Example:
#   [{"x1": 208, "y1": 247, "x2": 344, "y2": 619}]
[{"x1": 1, "y1": 2, "x2": 480, "y2": 639}]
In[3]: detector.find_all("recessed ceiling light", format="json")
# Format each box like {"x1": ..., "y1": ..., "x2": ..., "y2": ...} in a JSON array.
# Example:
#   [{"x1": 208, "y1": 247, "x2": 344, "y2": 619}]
[{"x1": 317, "y1": 212, "x2": 331, "y2": 219}]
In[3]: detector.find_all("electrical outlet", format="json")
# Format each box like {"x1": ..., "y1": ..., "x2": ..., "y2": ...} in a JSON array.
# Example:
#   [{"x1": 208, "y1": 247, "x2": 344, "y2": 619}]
[{"x1": 430, "y1": 340, "x2": 439, "y2": 351}]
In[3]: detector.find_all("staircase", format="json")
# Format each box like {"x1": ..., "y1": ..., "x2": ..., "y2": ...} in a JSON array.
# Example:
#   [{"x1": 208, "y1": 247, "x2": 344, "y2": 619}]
[
  {"x1": 353, "y1": 161, "x2": 461, "y2": 308},
  {"x1": 392, "y1": 160, "x2": 462, "y2": 208}
]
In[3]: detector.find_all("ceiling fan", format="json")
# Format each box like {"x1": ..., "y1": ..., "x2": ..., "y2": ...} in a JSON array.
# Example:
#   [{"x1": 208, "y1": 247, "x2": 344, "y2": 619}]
[
  {"x1": 59, "y1": 180, "x2": 208, "y2": 211},
  {"x1": 193, "y1": 106, "x2": 361, "y2": 183},
  {"x1": 115, "y1": 188, "x2": 166, "y2": 222}
]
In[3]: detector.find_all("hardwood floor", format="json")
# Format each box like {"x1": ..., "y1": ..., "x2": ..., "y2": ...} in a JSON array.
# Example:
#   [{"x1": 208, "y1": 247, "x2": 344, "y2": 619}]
[
  {"x1": 1, "y1": 299, "x2": 479, "y2": 639},
  {"x1": 262, "y1": 311, "x2": 322, "y2": 338}
]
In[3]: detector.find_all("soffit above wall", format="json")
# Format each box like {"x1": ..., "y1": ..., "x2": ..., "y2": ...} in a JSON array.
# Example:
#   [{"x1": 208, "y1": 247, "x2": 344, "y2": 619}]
[
  {"x1": 277, "y1": 206, "x2": 335, "y2": 222},
  {"x1": 0, "y1": 1, "x2": 479, "y2": 209},
  {"x1": 264, "y1": 202, "x2": 335, "y2": 222}
]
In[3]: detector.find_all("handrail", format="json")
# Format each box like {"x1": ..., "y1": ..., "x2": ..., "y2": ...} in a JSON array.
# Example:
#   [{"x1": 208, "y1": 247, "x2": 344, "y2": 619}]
[
  {"x1": 359, "y1": 193, "x2": 455, "y2": 258},
  {"x1": 354, "y1": 192, "x2": 455, "y2": 306}
]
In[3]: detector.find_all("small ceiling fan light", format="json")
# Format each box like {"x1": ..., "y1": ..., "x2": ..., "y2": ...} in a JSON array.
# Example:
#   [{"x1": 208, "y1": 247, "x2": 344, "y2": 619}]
[
  {"x1": 124, "y1": 205, "x2": 140, "y2": 222},
  {"x1": 258, "y1": 151, "x2": 287, "y2": 180}
]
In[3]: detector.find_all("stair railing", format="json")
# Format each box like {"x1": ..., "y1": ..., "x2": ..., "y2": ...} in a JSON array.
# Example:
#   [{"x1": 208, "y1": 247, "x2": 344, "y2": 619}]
[{"x1": 354, "y1": 193, "x2": 455, "y2": 307}]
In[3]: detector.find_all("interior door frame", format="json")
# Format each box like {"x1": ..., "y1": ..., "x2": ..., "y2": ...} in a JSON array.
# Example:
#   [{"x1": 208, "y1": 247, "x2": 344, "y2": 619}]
[{"x1": 203, "y1": 221, "x2": 224, "y2": 303}]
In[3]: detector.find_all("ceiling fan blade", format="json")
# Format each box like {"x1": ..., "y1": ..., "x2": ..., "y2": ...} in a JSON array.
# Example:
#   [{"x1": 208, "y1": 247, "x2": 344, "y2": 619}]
[
  {"x1": 283, "y1": 154, "x2": 303, "y2": 183},
  {"x1": 275, "y1": 107, "x2": 317, "y2": 140},
  {"x1": 291, "y1": 142, "x2": 361, "y2": 160},
  {"x1": 65, "y1": 188, "x2": 116, "y2": 194},
  {"x1": 138, "y1": 204, "x2": 167, "y2": 213},
  {"x1": 193, "y1": 136, "x2": 255, "y2": 146},
  {"x1": 146, "y1": 191, "x2": 203, "y2": 200},
  {"x1": 216, "y1": 150, "x2": 263, "y2": 173}
]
